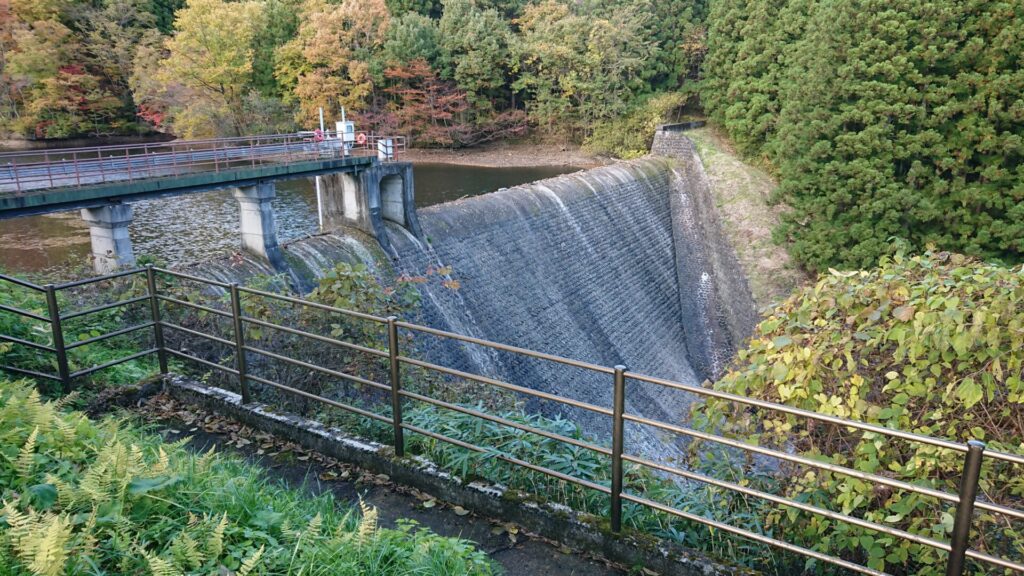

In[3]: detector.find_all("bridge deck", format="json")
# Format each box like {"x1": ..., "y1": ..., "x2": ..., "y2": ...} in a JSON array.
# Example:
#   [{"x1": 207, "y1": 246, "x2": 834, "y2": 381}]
[{"x1": 0, "y1": 133, "x2": 402, "y2": 218}]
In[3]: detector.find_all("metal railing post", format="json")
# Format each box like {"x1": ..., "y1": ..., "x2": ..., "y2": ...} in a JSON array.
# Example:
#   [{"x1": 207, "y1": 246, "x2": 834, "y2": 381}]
[
  {"x1": 229, "y1": 283, "x2": 251, "y2": 404},
  {"x1": 610, "y1": 364, "x2": 627, "y2": 532},
  {"x1": 145, "y1": 265, "x2": 168, "y2": 374},
  {"x1": 44, "y1": 284, "x2": 71, "y2": 393},
  {"x1": 387, "y1": 316, "x2": 405, "y2": 457},
  {"x1": 946, "y1": 440, "x2": 985, "y2": 576}
]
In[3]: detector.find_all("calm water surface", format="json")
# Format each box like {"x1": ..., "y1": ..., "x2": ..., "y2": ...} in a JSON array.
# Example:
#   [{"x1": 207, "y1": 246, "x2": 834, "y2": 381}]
[{"x1": 0, "y1": 162, "x2": 579, "y2": 273}]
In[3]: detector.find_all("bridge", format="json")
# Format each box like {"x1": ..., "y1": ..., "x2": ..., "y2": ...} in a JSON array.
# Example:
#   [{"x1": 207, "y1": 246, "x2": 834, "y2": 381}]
[{"x1": 0, "y1": 132, "x2": 422, "y2": 272}]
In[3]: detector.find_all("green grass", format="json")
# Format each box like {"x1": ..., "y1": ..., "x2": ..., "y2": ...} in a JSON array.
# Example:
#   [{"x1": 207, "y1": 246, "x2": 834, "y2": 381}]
[{"x1": 0, "y1": 378, "x2": 497, "y2": 575}]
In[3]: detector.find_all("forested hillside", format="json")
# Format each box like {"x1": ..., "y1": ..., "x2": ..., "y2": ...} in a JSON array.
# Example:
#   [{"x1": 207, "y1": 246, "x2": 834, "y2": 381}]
[
  {"x1": 0, "y1": 0, "x2": 706, "y2": 145},
  {"x1": 701, "y1": 0, "x2": 1024, "y2": 271}
]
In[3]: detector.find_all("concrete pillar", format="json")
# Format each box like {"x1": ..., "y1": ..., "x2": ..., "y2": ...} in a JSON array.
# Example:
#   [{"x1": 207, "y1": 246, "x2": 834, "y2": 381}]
[
  {"x1": 80, "y1": 204, "x2": 135, "y2": 273},
  {"x1": 232, "y1": 181, "x2": 282, "y2": 265}
]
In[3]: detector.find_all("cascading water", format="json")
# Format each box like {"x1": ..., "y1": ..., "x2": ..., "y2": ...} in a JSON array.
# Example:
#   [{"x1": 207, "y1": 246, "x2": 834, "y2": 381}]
[{"x1": 383, "y1": 152, "x2": 756, "y2": 456}]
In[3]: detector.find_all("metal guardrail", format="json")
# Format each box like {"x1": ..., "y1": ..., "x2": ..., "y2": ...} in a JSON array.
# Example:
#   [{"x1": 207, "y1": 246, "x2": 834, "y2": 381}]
[
  {"x1": 0, "y1": 132, "x2": 408, "y2": 194},
  {"x1": 0, "y1": 267, "x2": 1022, "y2": 575}
]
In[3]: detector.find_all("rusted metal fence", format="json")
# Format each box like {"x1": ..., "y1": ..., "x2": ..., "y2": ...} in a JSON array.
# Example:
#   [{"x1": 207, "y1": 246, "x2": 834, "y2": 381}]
[
  {"x1": 0, "y1": 132, "x2": 407, "y2": 194},
  {"x1": 1, "y1": 266, "x2": 1022, "y2": 576}
]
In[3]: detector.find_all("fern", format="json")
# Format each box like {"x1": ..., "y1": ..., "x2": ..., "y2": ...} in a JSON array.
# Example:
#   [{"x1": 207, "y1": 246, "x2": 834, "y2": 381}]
[
  {"x1": 1, "y1": 503, "x2": 72, "y2": 576},
  {"x1": 207, "y1": 512, "x2": 228, "y2": 559},
  {"x1": 356, "y1": 501, "x2": 378, "y2": 546},
  {"x1": 237, "y1": 544, "x2": 265, "y2": 576},
  {"x1": 16, "y1": 427, "x2": 39, "y2": 482},
  {"x1": 143, "y1": 551, "x2": 181, "y2": 576},
  {"x1": 25, "y1": 515, "x2": 71, "y2": 576}
]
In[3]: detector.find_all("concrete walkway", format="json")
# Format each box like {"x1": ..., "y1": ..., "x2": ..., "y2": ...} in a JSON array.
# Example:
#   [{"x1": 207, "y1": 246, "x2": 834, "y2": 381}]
[{"x1": 158, "y1": 420, "x2": 626, "y2": 576}]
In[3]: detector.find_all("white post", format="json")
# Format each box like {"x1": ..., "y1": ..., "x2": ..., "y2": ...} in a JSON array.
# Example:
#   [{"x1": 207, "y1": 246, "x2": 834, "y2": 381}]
[
  {"x1": 315, "y1": 175, "x2": 324, "y2": 231},
  {"x1": 318, "y1": 107, "x2": 325, "y2": 133}
]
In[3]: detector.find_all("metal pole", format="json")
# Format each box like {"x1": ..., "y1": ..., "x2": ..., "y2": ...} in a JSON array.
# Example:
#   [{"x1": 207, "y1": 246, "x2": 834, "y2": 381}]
[
  {"x1": 946, "y1": 440, "x2": 985, "y2": 576},
  {"x1": 229, "y1": 283, "x2": 251, "y2": 404},
  {"x1": 387, "y1": 316, "x2": 405, "y2": 457},
  {"x1": 44, "y1": 285, "x2": 71, "y2": 393},
  {"x1": 610, "y1": 364, "x2": 627, "y2": 532},
  {"x1": 145, "y1": 265, "x2": 168, "y2": 374}
]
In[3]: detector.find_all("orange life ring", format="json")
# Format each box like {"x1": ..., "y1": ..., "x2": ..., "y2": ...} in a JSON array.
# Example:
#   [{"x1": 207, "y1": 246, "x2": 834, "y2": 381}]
[
  {"x1": 356, "y1": 132, "x2": 367, "y2": 145},
  {"x1": 313, "y1": 129, "x2": 325, "y2": 142}
]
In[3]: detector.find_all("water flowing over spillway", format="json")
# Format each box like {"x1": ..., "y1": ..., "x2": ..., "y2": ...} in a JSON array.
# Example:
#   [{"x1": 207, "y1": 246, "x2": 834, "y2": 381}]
[{"x1": 385, "y1": 152, "x2": 757, "y2": 453}]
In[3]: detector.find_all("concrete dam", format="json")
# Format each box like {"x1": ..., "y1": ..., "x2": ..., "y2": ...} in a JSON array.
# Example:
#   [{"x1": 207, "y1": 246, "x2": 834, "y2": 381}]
[
  {"x1": 186, "y1": 131, "x2": 757, "y2": 453},
  {"x1": 382, "y1": 135, "x2": 757, "y2": 450}
]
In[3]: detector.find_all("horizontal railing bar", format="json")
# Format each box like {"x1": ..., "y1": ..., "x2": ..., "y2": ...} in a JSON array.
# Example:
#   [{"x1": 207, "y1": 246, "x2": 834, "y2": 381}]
[
  {"x1": 242, "y1": 344, "x2": 391, "y2": 392},
  {"x1": 0, "y1": 364, "x2": 61, "y2": 381},
  {"x1": 0, "y1": 273, "x2": 45, "y2": 292},
  {"x1": 165, "y1": 348, "x2": 239, "y2": 375},
  {"x1": 621, "y1": 493, "x2": 890, "y2": 576},
  {"x1": 964, "y1": 548, "x2": 1024, "y2": 573},
  {"x1": 64, "y1": 321, "x2": 154, "y2": 350},
  {"x1": 0, "y1": 303, "x2": 49, "y2": 322},
  {"x1": 621, "y1": 453, "x2": 950, "y2": 552},
  {"x1": 628, "y1": 372, "x2": 1024, "y2": 467},
  {"x1": 244, "y1": 373, "x2": 391, "y2": 425},
  {"x1": 69, "y1": 347, "x2": 156, "y2": 379},
  {"x1": 153, "y1": 267, "x2": 232, "y2": 289},
  {"x1": 237, "y1": 285, "x2": 387, "y2": 323},
  {"x1": 160, "y1": 322, "x2": 235, "y2": 347},
  {"x1": 399, "y1": 389, "x2": 613, "y2": 456},
  {"x1": 397, "y1": 355, "x2": 613, "y2": 416},
  {"x1": 60, "y1": 295, "x2": 150, "y2": 320},
  {"x1": 395, "y1": 321, "x2": 614, "y2": 375},
  {"x1": 0, "y1": 334, "x2": 55, "y2": 352},
  {"x1": 622, "y1": 412, "x2": 960, "y2": 505},
  {"x1": 400, "y1": 422, "x2": 612, "y2": 495},
  {"x1": 156, "y1": 295, "x2": 233, "y2": 318},
  {"x1": 55, "y1": 267, "x2": 144, "y2": 290},
  {"x1": 241, "y1": 316, "x2": 388, "y2": 358}
]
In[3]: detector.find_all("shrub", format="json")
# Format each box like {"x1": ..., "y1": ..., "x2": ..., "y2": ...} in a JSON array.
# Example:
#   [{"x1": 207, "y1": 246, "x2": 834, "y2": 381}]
[
  {"x1": 691, "y1": 251, "x2": 1024, "y2": 574},
  {"x1": 583, "y1": 92, "x2": 690, "y2": 159},
  {"x1": 0, "y1": 378, "x2": 496, "y2": 576}
]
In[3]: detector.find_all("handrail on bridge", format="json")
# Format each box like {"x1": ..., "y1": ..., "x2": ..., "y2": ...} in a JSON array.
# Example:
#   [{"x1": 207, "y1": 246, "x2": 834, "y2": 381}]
[
  {"x1": 0, "y1": 132, "x2": 408, "y2": 195},
  {"x1": 0, "y1": 267, "x2": 1021, "y2": 576}
]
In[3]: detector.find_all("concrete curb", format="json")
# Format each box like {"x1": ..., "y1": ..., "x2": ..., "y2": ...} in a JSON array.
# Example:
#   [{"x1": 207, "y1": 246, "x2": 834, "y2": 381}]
[{"x1": 164, "y1": 376, "x2": 755, "y2": 576}]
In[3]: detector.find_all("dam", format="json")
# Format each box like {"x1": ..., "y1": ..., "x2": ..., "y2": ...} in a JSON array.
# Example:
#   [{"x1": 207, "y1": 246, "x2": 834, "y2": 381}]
[
  {"x1": 379, "y1": 130, "x2": 757, "y2": 451},
  {"x1": 159, "y1": 127, "x2": 758, "y2": 454}
]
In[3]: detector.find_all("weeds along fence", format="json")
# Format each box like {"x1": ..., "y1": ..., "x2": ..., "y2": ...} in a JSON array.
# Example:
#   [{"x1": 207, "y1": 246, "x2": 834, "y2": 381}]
[{"x1": 1, "y1": 266, "x2": 1022, "y2": 576}]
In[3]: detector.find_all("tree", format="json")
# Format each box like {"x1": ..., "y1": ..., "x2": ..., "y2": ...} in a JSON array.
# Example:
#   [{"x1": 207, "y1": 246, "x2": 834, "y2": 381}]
[
  {"x1": 437, "y1": 0, "x2": 512, "y2": 110},
  {"x1": 150, "y1": 0, "x2": 264, "y2": 136},
  {"x1": 514, "y1": 0, "x2": 655, "y2": 138},
  {"x1": 276, "y1": 0, "x2": 390, "y2": 126},
  {"x1": 702, "y1": 0, "x2": 1024, "y2": 270},
  {"x1": 381, "y1": 12, "x2": 439, "y2": 68}
]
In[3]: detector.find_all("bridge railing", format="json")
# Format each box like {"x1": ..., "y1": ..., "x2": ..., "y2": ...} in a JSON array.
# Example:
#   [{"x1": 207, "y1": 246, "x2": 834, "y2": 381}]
[
  {"x1": 0, "y1": 266, "x2": 1022, "y2": 576},
  {"x1": 0, "y1": 132, "x2": 407, "y2": 195}
]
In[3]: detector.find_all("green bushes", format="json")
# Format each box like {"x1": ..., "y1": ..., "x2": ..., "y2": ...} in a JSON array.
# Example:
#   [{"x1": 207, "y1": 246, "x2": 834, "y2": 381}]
[
  {"x1": 0, "y1": 378, "x2": 496, "y2": 575},
  {"x1": 583, "y1": 92, "x2": 690, "y2": 159},
  {"x1": 701, "y1": 0, "x2": 1024, "y2": 271},
  {"x1": 691, "y1": 251, "x2": 1024, "y2": 574}
]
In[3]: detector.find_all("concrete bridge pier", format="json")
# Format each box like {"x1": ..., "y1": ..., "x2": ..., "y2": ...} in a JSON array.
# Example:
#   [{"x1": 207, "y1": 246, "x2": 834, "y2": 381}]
[
  {"x1": 320, "y1": 162, "x2": 422, "y2": 256},
  {"x1": 81, "y1": 204, "x2": 135, "y2": 273},
  {"x1": 232, "y1": 181, "x2": 283, "y2": 267}
]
